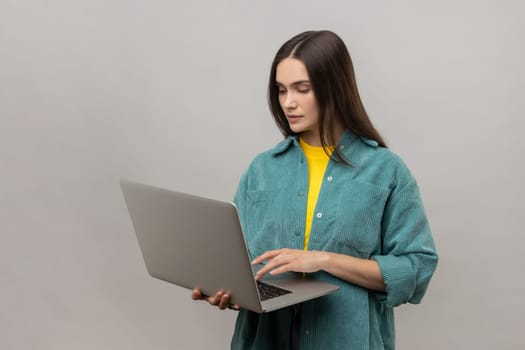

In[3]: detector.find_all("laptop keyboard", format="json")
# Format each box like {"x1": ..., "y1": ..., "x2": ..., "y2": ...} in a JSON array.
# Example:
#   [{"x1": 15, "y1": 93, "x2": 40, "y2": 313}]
[{"x1": 256, "y1": 281, "x2": 292, "y2": 301}]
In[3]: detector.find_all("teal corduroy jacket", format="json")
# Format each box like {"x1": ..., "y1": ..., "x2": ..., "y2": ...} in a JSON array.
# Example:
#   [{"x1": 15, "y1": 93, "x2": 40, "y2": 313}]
[{"x1": 231, "y1": 131, "x2": 438, "y2": 350}]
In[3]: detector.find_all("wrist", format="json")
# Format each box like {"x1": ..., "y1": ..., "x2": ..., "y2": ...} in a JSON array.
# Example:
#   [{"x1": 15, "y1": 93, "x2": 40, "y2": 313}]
[{"x1": 317, "y1": 250, "x2": 331, "y2": 271}]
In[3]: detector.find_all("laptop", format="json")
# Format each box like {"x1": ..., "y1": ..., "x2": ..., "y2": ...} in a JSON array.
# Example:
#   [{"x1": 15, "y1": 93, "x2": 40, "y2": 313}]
[{"x1": 120, "y1": 179, "x2": 339, "y2": 313}]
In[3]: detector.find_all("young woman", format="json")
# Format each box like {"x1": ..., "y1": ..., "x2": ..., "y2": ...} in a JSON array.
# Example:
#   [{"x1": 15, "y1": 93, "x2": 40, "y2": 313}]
[{"x1": 193, "y1": 30, "x2": 438, "y2": 350}]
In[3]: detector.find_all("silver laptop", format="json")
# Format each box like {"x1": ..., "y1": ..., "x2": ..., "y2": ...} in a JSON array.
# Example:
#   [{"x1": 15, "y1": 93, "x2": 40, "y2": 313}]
[{"x1": 120, "y1": 179, "x2": 339, "y2": 313}]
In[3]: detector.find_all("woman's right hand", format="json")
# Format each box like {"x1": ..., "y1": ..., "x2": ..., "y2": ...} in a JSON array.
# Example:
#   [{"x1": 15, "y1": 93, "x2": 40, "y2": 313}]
[{"x1": 191, "y1": 288, "x2": 240, "y2": 310}]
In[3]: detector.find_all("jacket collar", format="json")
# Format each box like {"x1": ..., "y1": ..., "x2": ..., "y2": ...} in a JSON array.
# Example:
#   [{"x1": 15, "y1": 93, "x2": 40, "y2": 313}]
[
  {"x1": 270, "y1": 136, "x2": 299, "y2": 156},
  {"x1": 270, "y1": 130, "x2": 364, "y2": 157}
]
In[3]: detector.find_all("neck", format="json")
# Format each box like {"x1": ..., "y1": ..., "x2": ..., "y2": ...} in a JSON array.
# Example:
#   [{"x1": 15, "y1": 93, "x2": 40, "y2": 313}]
[{"x1": 301, "y1": 125, "x2": 345, "y2": 147}]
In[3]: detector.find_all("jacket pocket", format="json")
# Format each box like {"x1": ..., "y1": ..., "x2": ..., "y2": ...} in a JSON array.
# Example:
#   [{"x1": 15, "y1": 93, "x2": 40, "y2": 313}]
[{"x1": 331, "y1": 180, "x2": 390, "y2": 256}]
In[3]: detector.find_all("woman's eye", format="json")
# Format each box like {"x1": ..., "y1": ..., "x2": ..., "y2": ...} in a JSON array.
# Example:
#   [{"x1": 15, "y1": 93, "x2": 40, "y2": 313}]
[
  {"x1": 278, "y1": 89, "x2": 286, "y2": 95},
  {"x1": 298, "y1": 89, "x2": 310, "y2": 94}
]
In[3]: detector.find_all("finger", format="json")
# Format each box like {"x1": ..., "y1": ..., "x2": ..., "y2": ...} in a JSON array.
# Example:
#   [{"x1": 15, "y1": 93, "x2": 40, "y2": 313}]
[
  {"x1": 254, "y1": 261, "x2": 276, "y2": 279},
  {"x1": 251, "y1": 249, "x2": 282, "y2": 265},
  {"x1": 254, "y1": 264, "x2": 273, "y2": 280},
  {"x1": 208, "y1": 291, "x2": 224, "y2": 306},
  {"x1": 218, "y1": 293, "x2": 231, "y2": 310},
  {"x1": 255, "y1": 255, "x2": 291, "y2": 280},
  {"x1": 191, "y1": 288, "x2": 201, "y2": 300},
  {"x1": 192, "y1": 288, "x2": 205, "y2": 300},
  {"x1": 269, "y1": 264, "x2": 292, "y2": 275}
]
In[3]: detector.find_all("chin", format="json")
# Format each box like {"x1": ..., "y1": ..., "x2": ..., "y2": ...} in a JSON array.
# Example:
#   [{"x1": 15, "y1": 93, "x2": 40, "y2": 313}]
[{"x1": 288, "y1": 125, "x2": 305, "y2": 134}]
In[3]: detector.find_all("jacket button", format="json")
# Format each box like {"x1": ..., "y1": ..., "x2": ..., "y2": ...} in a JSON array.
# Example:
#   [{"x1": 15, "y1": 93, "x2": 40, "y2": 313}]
[
  {"x1": 327, "y1": 176, "x2": 333, "y2": 182},
  {"x1": 316, "y1": 212, "x2": 323, "y2": 219},
  {"x1": 298, "y1": 191, "x2": 305, "y2": 197}
]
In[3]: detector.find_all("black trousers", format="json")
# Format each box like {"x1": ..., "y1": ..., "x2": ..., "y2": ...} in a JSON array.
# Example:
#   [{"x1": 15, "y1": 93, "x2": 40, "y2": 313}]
[{"x1": 290, "y1": 304, "x2": 301, "y2": 350}]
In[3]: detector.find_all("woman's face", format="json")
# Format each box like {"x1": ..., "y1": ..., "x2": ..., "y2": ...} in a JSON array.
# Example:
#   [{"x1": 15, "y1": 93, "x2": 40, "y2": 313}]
[{"x1": 275, "y1": 57, "x2": 321, "y2": 146}]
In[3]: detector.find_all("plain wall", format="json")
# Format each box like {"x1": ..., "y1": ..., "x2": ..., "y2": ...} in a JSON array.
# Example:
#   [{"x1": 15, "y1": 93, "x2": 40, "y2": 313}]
[{"x1": 1, "y1": 0, "x2": 523, "y2": 349}]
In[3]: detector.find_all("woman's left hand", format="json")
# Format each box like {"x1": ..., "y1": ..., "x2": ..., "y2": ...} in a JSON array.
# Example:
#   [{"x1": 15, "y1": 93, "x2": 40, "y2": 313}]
[{"x1": 251, "y1": 248, "x2": 329, "y2": 280}]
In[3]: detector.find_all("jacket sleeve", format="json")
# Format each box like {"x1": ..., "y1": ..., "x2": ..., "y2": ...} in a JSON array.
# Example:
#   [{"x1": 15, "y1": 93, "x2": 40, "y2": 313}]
[{"x1": 372, "y1": 178, "x2": 438, "y2": 308}]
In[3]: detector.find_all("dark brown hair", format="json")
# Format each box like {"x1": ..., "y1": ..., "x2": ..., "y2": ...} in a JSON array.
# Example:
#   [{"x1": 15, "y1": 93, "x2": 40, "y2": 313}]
[{"x1": 268, "y1": 30, "x2": 387, "y2": 162}]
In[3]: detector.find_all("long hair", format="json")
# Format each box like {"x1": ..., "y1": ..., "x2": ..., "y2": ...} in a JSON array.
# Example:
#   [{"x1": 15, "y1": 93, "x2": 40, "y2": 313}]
[{"x1": 268, "y1": 30, "x2": 387, "y2": 162}]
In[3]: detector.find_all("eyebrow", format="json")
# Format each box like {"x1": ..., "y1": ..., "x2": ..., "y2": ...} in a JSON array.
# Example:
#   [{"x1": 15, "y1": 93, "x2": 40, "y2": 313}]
[{"x1": 275, "y1": 80, "x2": 311, "y2": 87}]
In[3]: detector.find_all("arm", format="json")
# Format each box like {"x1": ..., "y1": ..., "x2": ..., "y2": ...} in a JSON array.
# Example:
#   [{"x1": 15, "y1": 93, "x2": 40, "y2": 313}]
[
  {"x1": 252, "y1": 249, "x2": 386, "y2": 292},
  {"x1": 252, "y1": 178, "x2": 437, "y2": 303},
  {"x1": 322, "y1": 252, "x2": 385, "y2": 292},
  {"x1": 371, "y1": 179, "x2": 438, "y2": 307}
]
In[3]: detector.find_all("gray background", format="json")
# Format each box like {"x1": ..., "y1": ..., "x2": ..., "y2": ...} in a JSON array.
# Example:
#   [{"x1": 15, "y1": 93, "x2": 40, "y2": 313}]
[{"x1": 1, "y1": 0, "x2": 523, "y2": 349}]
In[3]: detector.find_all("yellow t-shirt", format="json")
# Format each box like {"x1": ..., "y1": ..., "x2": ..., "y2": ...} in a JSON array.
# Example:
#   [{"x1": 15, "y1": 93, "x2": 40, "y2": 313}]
[{"x1": 299, "y1": 137, "x2": 333, "y2": 250}]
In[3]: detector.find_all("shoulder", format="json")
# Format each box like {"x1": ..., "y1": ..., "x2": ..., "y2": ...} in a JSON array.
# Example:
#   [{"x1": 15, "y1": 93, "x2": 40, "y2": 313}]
[
  {"x1": 345, "y1": 136, "x2": 415, "y2": 191},
  {"x1": 363, "y1": 141, "x2": 410, "y2": 174},
  {"x1": 347, "y1": 135, "x2": 408, "y2": 170},
  {"x1": 238, "y1": 137, "x2": 298, "y2": 187},
  {"x1": 247, "y1": 137, "x2": 297, "y2": 168}
]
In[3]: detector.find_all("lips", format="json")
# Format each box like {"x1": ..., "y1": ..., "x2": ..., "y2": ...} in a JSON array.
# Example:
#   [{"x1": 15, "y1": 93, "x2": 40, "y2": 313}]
[{"x1": 287, "y1": 114, "x2": 302, "y2": 122}]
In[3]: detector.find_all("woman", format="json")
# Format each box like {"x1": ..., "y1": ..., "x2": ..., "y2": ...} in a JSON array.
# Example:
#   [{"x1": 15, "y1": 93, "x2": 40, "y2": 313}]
[{"x1": 193, "y1": 30, "x2": 438, "y2": 350}]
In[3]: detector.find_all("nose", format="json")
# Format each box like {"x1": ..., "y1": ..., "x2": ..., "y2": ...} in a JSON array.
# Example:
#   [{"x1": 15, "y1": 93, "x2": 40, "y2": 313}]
[{"x1": 283, "y1": 92, "x2": 297, "y2": 110}]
